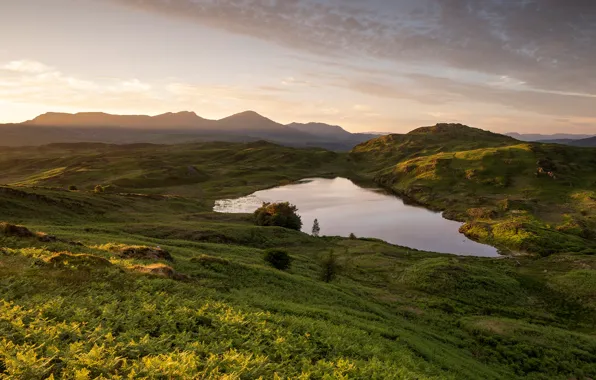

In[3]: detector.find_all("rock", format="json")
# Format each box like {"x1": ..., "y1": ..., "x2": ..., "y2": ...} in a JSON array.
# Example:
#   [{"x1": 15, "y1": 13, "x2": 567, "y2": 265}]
[
  {"x1": 37, "y1": 233, "x2": 58, "y2": 242},
  {"x1": 118, "y1": 246, "x2": 173, "y2": 262},
  {"x1": 0, "y1": 222, "x2": 35, "y2": 238}
]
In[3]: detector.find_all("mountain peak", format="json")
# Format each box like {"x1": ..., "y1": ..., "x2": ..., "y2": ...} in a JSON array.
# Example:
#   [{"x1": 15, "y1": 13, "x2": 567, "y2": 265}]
[{"x1": 225, "y1": 110, "x2": 268, "y2": 120}]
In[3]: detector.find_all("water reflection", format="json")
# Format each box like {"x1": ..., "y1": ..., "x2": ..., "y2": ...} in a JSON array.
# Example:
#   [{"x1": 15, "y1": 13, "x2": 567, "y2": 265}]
[{"x1": 214, "y1": 177, "x2": 499, "y2": 257}]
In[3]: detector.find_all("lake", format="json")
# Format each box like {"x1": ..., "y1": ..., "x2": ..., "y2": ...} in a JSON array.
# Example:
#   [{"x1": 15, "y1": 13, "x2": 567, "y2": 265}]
[{"x1": 214, "y1": 177, "x2": 499, "y2": 257}]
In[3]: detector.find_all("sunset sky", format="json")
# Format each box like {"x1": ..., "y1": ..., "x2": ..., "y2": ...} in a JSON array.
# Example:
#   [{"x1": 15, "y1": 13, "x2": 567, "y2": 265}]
[{"x1": 0, "y1": 0, "x2": 595, "y2": 134}]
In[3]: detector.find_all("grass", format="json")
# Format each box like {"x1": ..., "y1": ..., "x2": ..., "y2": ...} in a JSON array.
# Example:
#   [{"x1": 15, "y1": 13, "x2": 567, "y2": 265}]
[
  {"x1": 351, "y1": 124, "x2": 596, "y2": 255},
  {"x1": 1, "y1": 131, "x2": 596, "y2": 378}
]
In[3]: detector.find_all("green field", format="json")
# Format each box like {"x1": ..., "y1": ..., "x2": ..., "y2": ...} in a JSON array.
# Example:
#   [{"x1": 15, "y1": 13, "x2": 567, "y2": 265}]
[{"x1": 1, "y1": 128, "x2": 596, "y2": 379}]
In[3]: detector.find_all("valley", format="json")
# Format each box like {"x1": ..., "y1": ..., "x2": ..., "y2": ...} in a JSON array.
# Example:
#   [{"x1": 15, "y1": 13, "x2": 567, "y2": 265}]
[{"x1": 1, "y1": 124, "x2": 596, "y2": 378}]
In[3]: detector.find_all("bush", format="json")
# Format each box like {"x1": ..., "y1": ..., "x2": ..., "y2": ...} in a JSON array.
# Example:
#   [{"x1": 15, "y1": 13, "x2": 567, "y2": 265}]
[
  {"x1": 264, "y1": 249, "x2": 292, "y2": 270},
  {"x1": 254, "y1": 202, "x2": 302, "y2": 231},
  {"x1": 321, "y1": 251, "x2": 339, "y2": 282},
  {"x1": 94, "y1": 185, "x2": 105, "y2": 193},
  {"x1": 68, "y1": 185, "x2": 78, "y2": 191}
]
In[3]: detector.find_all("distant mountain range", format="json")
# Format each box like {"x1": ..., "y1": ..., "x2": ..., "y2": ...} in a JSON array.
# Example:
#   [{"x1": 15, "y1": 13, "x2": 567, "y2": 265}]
[
  {"x1": 0, "y1": 111, "x2": 380, "y2": 150},
  {"x1": 506, "y1": 132, "x2": 596, "y2": 147},
  {"x1": 3, "y1": 111, "x2": 595, "y2": 149}
]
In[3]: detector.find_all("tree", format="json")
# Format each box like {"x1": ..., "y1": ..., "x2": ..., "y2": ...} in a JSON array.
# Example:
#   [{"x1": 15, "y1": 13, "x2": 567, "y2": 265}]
[
  {"x1": 264, "y1": 249, "x2": 292, "y2": 270},
  {"x1": 68, "y1": 185, "x2": 78, "y2": 191},
  {"x1": 312, "y1": 219, "x2": 321, "y2": 237},
  {"x1": 253, "y1": 202, "x2": 302, "y2": 231}
]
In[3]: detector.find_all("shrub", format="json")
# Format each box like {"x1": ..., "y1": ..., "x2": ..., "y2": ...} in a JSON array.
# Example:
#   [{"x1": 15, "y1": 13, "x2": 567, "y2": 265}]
[
  {"x1": 68, "y1": 185, "x2": 78, "y2": 191},
  {"x1": 321, "y1": 251, "x2": 339, "y2": 282},
  {"x1": 254, "y1": 202, "x2": 302, "y2": 231},
  {"x1": 349, "y1": 233, "x2": 357, "y2": 240},
  {"x1": 264, "y1": 249, "x2": 292, "y2": 270},
  {"x1": 94, "y1": 185, "x2": 105, "y2": 193}
]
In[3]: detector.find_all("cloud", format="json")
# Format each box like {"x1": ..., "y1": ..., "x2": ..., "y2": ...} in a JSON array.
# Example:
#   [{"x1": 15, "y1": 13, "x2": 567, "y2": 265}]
[
  {"x1": 3, "y1": 60, "x2": 54, "y2": 74},
  {"x1": 109, "y1": 0, "x2": 596, "y2": 96},
  {"x1": 341, "y1": 72, "x2": 596, "y2": 118},
  {"x1": 0, "y1": 59, "x2": 160, "y2": 112}
]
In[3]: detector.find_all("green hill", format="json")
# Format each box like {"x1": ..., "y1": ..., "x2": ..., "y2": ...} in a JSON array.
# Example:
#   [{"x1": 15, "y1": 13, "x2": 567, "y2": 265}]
[
  {"x1": 1, "y1": 133, "x2": 596, "y2": 378},
  {"x1": 351, "y1": 124, "x2": 596, "y2": 255}
]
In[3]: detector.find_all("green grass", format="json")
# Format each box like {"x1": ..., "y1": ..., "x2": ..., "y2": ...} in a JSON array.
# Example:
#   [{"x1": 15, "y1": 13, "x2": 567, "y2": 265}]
[
  {"x1": 1, "y1": 132, "x2": 596, "y2": 378},
  {"x1": 351, "y1": 125, "x2": 596, "y2": 255}
]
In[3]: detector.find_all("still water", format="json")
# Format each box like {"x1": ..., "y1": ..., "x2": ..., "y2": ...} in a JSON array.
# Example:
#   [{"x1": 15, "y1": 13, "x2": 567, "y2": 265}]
[{"x1": 214, "y1": 177, "x2": 499, "y2": 257}]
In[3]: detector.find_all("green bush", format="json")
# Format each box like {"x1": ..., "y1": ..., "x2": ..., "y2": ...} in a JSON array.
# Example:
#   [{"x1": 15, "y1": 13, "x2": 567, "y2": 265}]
[
  {"x1": 68, "y1": 185, "x2": 78, "y2": 191},
  {"x1": 254, "y1": 202, "x2": 302, "y2": 231},
  {"x1": 320, "y1": 251, "x2": 339, "y2": 283},
  {"x1": 264, "y1": 249, "x2": 292, "y2": 270},
  {"x1": 94, "y1": 185, "x2": 105, "y2": 193}
]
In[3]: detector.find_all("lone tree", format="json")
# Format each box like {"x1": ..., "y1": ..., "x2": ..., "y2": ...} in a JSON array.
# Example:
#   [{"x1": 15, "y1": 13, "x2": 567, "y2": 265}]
[
  {"x1": 312, "y1": 219, "x2": 321, "y2": 237},
  {"x1": 253, "y1": 202, "x2": 302, "y2": 231}
]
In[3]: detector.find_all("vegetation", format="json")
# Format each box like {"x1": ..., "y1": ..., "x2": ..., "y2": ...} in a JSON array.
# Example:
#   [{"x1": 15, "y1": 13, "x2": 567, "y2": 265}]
[
  {"x1": 312, "y1": 218, "x2": 321, "y2": 237},
  {"x1": 254, "y1": 202, "x2": 303, "y2": 231},
  {"x1": 320, "y1": 250, "x2": 339, "y2": 283},
  {"x1": 264, "y1": 248, "x2": 293, "y2": 270},
  {"x1": 0, "y1": 132, "x2": 595, "y2": 378},
  {"x1": 351, "y1": 123, "x2": 596, "y2": 255}
]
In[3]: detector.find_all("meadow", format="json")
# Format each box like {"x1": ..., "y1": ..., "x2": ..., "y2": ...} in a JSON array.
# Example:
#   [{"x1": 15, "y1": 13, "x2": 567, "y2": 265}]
[{"x1": 1, "y1": 128, "x2": 596, "y2": 379}]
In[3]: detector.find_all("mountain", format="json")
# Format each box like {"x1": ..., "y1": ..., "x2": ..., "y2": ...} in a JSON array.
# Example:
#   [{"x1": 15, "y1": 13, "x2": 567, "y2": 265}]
[
  {"x1": 2, "y1": 110, "x2": 385, "y2": 150},
  {"x1": 506, "y1": 132, "x2": 595, "y2": 142},
  {"x1": 570, "y1": 136, "x2": 596, "y2": 147},
  {"x1": 287, "y1": 122, "x2": 353, "y2": 139},
  {"x1": 25, "y1": 111, "x2": 211, "y2": 129}
]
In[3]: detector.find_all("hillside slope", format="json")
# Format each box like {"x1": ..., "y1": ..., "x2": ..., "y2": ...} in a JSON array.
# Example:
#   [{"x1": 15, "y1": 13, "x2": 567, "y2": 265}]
[
  {"x1": 2, "y1": 171, "x2": 596, "y2": 378},
  {"x1": 0, "y1": 141, "x2": 347, "y2": 199},
  {"x1": 351, "y1": 123, "x2": 596, "y2": 255}
]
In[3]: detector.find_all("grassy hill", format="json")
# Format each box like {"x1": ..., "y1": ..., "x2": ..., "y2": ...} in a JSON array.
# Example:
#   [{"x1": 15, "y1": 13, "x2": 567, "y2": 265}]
[
  {"x1": 1, "y1": 133, "x2": 596, "y2": 378},
  {"x1": 0, "y1": 141, "x2": 348, "y2": 199},
  {"x1": 351, "y1": 124, "x2": 596, "y2": 255}
]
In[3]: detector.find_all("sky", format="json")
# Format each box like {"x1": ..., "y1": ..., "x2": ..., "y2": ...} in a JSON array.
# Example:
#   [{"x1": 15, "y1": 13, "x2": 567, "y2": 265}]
[{"x1": 0, "y1": 0, "x2": 595, "y2": 134}]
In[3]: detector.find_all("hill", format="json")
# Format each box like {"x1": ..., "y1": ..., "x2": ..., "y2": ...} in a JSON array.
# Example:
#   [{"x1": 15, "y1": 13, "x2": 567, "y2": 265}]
[
  {"x1": 570, "y1": 136, "x2": 596, "y2": 147},
  {"x1": 1, "y1": 111, "x2": 382, "y2": 151},
  {"x1": 351, "y1": 123, "x2": 596, "y2": 255},
  {"x1": 2, "y1": 139, "x2": 596, "y2": 378},
  {"x1": 0, "y1": 141, "x2": 347, "y2": 199}
]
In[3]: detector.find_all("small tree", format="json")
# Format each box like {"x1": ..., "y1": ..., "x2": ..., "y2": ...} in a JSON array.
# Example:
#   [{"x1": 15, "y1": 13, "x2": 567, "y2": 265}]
[
  {"x1": 321, "y1": 250, "x2": 339, "y2": 283},
  {"x1": 68, "y1": 185, "x2": 78, "y2": 191},
  {"x1": 312, "y1": 219, "x2": 320, "y2": 237},
  {"x1": 254, "y1": 202, "x2": 302, "y2": 231},
  {"x1": 264, "y1": 249, "x2": 292, "y2": 270},
  {"x1": 94, "y1": 185, "x2": 105, "y2": 193},
  {"x1": 349, "y1": 233, "x2": 357, "y2": 240}
]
